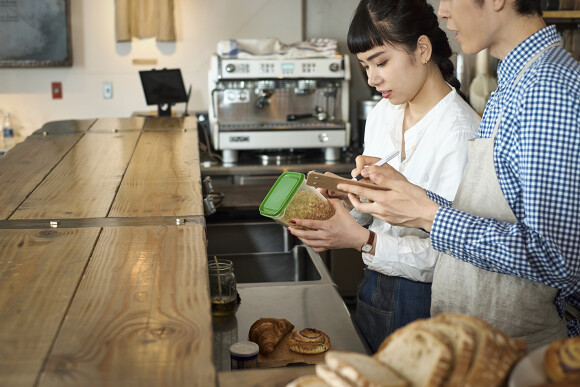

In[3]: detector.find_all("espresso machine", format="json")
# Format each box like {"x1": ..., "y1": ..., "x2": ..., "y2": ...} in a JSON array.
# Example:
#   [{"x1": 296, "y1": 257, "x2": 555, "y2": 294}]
[{"x1": 208, "y1": 54, "x2": 351, "y2": 165}]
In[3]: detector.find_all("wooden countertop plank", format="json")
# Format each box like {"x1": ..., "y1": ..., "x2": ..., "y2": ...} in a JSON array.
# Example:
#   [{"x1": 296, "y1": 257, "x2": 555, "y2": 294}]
[
  {"x1": 89, "y1": 117, "x2": 146, "y2": 132},
  {"x1": 109, "y1": 131, "x2": 203, "y2": 217},
  {"x1": 0, "y1": 134, "x2": 83, "y2": 220},
  {"x1": 35, "y1": 119, "x2": 97, "y2": 135},
  {"x1": 0, "y1": 227, "x2": 101, "y2": 387},
  {"x1": 143, "y1": 116, "x2": 198, "y2": 131},
  {"x1": 11, "y1": 131, "x2": 141, "y2": 220},
  {"x1": 39, "y1": 224, "x2": 216, "y2": 387}
]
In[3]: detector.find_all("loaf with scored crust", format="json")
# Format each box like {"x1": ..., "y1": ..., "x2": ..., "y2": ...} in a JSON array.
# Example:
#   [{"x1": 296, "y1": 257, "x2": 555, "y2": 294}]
[
  {"x1": 375, "y1": 327, "x2": 452, "y2": 387},
  {"x1": 325, "y1": 350, "x2": 408, "y2": 387}
]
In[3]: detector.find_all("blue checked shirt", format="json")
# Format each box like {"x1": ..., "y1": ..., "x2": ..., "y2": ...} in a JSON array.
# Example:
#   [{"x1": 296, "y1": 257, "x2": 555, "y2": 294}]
[{"x1": 427, "y1": 26, "x2": 580, "y2": 336}]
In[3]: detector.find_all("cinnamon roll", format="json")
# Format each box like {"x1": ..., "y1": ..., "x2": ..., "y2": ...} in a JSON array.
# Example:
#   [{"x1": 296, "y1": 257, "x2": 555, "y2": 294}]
[{"x1": 288, "y1": 328, "x2": 330, "y2": 354}]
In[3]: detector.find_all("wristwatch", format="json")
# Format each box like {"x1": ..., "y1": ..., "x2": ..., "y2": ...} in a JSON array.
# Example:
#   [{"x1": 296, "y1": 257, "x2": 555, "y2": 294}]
[{"x1": 361, "y1": 230, "x2": 375, "y2": 253}]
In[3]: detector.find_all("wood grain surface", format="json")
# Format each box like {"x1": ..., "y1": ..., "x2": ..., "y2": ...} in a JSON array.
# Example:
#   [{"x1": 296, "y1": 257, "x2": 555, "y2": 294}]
[
  {"x1": 11, "y1": 131, "x2": 140, "y2": 220},
  {"x1": 0, "y1": 228, "x2": 101, "y2": 387},
  {"x1": 257, "y1": 333, "x2": 329, "y2": 368},
  {"x1": 218, "y1": 365, "x2": 317, "y2": 387},
  {"x1": 109, "y1": 131, "x2": 203, "y2": 217},
  {"x1": 40, "y1": 224, "x2": 214, "y2": 387},
  {"x1": 0, "y1": 134, "x2": 82, "y2": 220},
  {"x1": 0, "y1": 117, "x2": 215, "y2": 386}
]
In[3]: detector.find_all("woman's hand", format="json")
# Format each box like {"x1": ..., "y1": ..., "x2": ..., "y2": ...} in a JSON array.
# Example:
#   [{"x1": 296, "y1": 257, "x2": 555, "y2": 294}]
[
  {"x1": 287, "y1": 198, "x2": 370, "y2": 253},
  {"x1": 338, "y1": 164, "x2": 440, "y2": 232}
]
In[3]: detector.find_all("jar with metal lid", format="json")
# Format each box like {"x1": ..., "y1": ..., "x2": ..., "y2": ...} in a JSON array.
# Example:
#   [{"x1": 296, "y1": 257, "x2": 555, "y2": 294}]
[
  {"x1": 229, "y1": 341, "x2": 259, "y2": 370},
  {"x1": 208, "y1": 258, "x2": 237, "y2": 317}
]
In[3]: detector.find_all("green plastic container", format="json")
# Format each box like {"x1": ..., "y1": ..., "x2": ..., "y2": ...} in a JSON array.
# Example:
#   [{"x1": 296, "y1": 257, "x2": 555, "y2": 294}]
[{"x1": 259, "y1": 172, "x2": 335, "y2": 229}]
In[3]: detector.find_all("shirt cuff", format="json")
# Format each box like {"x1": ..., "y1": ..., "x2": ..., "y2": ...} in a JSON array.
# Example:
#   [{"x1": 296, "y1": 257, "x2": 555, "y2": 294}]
[
  {"x1": 430, "y1": 206, "x2": 475, "y2": 254},
  {"x1": 426, "y1": 190, "x2": 453, "y2": 207}
]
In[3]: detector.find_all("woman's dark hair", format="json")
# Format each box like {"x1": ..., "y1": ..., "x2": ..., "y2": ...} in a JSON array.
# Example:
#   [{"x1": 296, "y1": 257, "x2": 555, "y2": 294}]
[{"x1": 347, "y1": 0, "x2": 466, "y2": 100}]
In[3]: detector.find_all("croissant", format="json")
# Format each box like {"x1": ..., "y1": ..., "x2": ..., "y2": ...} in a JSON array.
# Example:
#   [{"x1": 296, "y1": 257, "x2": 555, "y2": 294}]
[
  {"x1": 248, "y1": 317, "x2": 294, "y2": 355},
  {"x1": 545, "y1": 336, "x2": 580, "y2": 383}
]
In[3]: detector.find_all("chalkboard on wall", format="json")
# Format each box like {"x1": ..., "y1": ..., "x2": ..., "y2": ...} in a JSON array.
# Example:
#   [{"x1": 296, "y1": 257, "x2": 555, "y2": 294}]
[{"x1": 0, "y1": 0, "x2": 71, "y2": 67}]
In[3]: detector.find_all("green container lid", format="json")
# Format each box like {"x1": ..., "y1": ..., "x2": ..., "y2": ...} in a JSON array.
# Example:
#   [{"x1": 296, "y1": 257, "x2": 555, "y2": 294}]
[{"x1": 259, "y1": 172, "x2": 305, "y2": 218}]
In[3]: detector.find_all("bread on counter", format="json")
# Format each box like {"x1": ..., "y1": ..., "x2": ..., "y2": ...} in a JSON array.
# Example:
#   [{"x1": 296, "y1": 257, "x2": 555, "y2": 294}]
[
  {"x1": 287, "y1": 375, "x2": 330, "y2": 387},
  {"x1": 544, "y1": 336, "x2": 580, "y2": 384},
  {"x1": 375, "y1": 327, "x2": 452, "y2": 387},
  {"x1": 286, "y1": 313, "x2": 527, "y2": 387},
  {"x1": 288, "y1": 328, "x2": 331, "y2": 355},
  {"x1": 324, "y1": 351, "x2": 408, "y2": 387},
  {"x1": 248, "y1": 317, "x2": 294, "y2": 355}
]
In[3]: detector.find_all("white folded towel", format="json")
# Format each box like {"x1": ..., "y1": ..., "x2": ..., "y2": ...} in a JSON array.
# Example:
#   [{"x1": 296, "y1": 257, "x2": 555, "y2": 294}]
[{"x1": 216, "y1": 38, "x2": 338, "y2": 59}]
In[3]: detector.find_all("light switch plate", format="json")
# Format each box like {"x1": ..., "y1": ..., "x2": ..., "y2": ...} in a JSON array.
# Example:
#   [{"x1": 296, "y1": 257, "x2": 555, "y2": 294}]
[{"x1": 103, "y1": 82, "x2": 113, "y2": 99}]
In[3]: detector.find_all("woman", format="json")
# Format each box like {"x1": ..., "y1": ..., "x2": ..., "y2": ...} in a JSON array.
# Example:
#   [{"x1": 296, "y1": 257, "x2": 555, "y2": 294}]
[{"x1": 287, "y1": 0, "x2": 480, "y2": 352}]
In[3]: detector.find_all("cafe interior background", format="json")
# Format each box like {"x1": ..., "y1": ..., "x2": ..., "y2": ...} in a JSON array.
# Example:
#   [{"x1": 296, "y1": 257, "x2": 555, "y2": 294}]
[{"x1": 0, "y1": 0, "x2": 577, "y2": 144}]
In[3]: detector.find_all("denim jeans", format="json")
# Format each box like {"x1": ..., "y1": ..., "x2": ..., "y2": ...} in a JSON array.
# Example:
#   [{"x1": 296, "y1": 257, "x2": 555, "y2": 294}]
[{"x1": 355, "y1": 268, "x2": 432, "y2": 353}]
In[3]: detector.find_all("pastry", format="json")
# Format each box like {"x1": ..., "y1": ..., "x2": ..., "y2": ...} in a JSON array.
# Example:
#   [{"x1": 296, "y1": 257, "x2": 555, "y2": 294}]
[
  {"x1": 430, "y1": 313, "x2": 527, "y2": 387},
  {"x1": 248, "y1": 317, "x2": 294, "y2": 355},
  {"x1": 544, "y1": 336, "x2": 580, "y2": 383},
  {"x1": 288, "y1": 328, "x2": 330, "y2": 354},
  {"x1": 324, "y1": 350, "x2": 408, "y2": 387},
  {"x1": 286, "y1": 375, "x2": 330, "y2": 387},
  {"x1": 375, "y1": 326, "x2": 452, "y2": 387}
]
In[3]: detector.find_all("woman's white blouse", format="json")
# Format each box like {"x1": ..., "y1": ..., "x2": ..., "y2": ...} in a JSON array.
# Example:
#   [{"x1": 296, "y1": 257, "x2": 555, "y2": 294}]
[{"x1": 353, "y1": 88, "x2": 480, "y2": 282}]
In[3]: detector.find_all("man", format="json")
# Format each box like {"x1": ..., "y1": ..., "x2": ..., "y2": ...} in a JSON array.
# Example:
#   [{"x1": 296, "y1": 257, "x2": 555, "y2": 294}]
[{"x1": 337, "y1": 0, "x2": 580, "y2": 350}]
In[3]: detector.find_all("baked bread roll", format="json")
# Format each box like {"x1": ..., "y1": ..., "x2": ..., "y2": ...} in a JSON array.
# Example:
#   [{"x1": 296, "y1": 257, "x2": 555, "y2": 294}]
[
  {"x1": 401, "y1": 318, "x2": 474, "y2": 386},
  {"x1": 286, "y1": 375, "x2": 330, "y2": 387},
  {"x1": 544, "y1": 336, "x2": 580, "y2": 383},
  {"x1": 431, "y1": 313, "x2": 526, "y2": 387},
  {"x1": 248, "y1": 317, "x2": 294, "y2": 355},
  {"x1": 375, "y1": 327, "x2": 452, "y2": 387},
  {"x1": 288, "y1": 328, "x2": 330, "y2": 354},
  {"x1": 324, "y1": 350, "x2": 408, "y2": 387}
]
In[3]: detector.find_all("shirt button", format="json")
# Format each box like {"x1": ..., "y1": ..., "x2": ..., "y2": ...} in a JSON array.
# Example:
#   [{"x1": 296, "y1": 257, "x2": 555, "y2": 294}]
[
  {"x1": 412, "y1": 145, "x2": 416, "y2": 150},
  {"x1": 445, "y1": 249, "x2": 452, "y2": 255}
]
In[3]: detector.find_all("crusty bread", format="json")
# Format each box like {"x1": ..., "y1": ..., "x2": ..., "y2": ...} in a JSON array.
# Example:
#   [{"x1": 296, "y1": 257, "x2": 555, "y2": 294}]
[
  {"x1": 248, "y1": 317, "x2": 294, "y2": 355},
  {"x1": 325, "y1": 350, "x2": 408, "y2": 387},
  {"x1": 431, "y1": 313, "x2": 526, "y2": 387},
  {"x1": 286, "y1": 375, "x2": 330, "y2": 387},
  {"x1": 401, "y1": 318, "x2": 475, "y2": 386},
  {"x1": 375, "y1": 327, "x2": 452, "y2": 387},
  {"x1": 316, "y1": 364, "x2": 355, "y2": 387},
  {"x1": 288, "y1": 328, "x2": 330, "y2": 354},
  {"x1": 544, "y1": 336, "x2": 580, "y2": 383}
]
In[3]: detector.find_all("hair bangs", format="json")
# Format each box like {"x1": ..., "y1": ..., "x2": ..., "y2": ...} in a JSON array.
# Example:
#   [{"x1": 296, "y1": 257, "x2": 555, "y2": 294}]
[{"x1": 347, "y1": 8, "x2": 385, "y2": 54}]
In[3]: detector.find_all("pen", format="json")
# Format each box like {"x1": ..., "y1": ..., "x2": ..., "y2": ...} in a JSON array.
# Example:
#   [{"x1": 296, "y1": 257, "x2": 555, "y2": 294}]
[{"x1": 354, "y1": 150, "x2": 400, "y2": 181}]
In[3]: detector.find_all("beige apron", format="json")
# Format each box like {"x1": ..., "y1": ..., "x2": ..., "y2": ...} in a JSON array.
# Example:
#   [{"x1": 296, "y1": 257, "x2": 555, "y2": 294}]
[{"x1": 431, "y1": 43, "x2": 567, "y2": 351}]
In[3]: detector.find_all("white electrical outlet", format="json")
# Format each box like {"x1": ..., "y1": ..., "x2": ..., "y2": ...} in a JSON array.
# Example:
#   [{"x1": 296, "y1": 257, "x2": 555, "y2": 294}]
[{"x1": 103, "y1": 82, "x2": 113, "y2": 99}]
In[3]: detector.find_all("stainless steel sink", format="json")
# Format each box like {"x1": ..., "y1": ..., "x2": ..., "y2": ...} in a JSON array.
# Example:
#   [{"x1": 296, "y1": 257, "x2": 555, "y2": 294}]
[
  {"x1": 205, "y1": 221, "x2": 298, "y2": 255},
  {"x1": 206, "y1": 221, "x2": 332, "y2": 285},
  {"x1": 211, "y1": 245, "x2": 332, "y2": 284}
]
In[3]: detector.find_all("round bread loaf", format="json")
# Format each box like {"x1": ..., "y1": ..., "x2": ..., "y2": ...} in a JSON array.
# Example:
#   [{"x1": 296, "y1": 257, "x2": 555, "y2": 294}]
[
  {"x1": 544, "y1": 336, "x2": 580, "y2": 383},
  {"x1": 288, "y1": 328, "x2": 330, "y2": 354}
]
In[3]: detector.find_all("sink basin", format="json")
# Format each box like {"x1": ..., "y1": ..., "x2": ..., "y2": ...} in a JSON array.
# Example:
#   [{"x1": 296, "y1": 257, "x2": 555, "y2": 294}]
[
  {"x1": 205, "y1": 220, "x2": 332, "y2": 285},
  {"x1": 205, "y1": 221, "x2": 298, "y2": 255},
  {"x1": 209, "y1": 245, "x2": 332, "y2": 285}
]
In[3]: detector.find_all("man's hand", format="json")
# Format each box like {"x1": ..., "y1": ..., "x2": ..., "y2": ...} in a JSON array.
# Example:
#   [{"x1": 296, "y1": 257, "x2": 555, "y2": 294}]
[{"x1": 338, "y1": 163, "x2": 440, "y2": 232}]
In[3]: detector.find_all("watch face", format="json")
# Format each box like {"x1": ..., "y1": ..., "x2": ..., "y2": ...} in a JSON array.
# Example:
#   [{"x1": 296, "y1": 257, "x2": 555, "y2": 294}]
[{"x1": 362, "y1": 243, "x2": 372, "y2": 253}]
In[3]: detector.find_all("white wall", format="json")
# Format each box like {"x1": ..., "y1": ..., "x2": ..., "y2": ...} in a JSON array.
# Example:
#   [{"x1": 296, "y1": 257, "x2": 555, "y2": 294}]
[
  {"x1": 0, "y1": 0, "x2": 472, "y2": 143},
  {"x1": 0, "y1": 0, "x2": 302, "y2": 140}
]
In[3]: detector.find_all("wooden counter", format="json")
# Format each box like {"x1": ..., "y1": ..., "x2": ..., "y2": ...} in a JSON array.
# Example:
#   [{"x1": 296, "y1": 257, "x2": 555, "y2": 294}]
[{"x1": 0, "y1": 118, "x2": 216, "y2": 386}]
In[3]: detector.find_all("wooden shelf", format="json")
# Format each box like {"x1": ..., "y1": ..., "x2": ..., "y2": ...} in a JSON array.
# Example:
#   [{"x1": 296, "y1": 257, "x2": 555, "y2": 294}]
[{"x1": 543, "y1": 10, "x2": 580, "y2": 19}]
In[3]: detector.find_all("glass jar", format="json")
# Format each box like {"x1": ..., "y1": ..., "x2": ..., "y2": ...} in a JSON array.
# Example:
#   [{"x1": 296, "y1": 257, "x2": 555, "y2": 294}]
[{"x1": 208, "y1": 258, "x2": 237, "y2": 317}]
